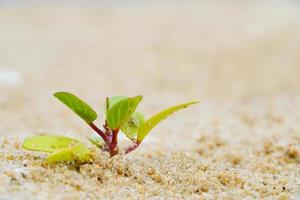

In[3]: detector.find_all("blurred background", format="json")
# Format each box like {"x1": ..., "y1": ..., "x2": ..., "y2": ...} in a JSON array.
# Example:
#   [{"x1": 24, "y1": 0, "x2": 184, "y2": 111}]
[{"x1": 0, "y1": 0, "x2": 300, "y2": 136}]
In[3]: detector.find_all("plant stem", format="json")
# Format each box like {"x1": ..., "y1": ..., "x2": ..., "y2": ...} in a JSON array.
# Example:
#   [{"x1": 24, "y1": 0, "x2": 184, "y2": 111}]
[
  {"x1": 88, "y1": 122, "x2": 109, "y2": 144},
  {"x1": 125, "y1": 141, "x2": 140, "y2": 154},
  {"x1": 89, "y1": 123, "x2": 139, "y2": 157},
  {"x1": 112, "y1": 129, "x2": 119, "y2": 145},
  {"x1": 109, "y1": 129, "x2": 119, "y2": 157}
]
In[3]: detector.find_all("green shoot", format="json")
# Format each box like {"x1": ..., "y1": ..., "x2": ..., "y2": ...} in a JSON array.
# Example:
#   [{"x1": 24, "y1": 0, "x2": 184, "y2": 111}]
[{"x1": 22, "y1": 91, "x2": 199, "y2": 163}]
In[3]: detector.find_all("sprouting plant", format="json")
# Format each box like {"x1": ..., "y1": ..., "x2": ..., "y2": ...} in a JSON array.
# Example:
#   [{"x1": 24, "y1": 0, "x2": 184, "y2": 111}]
[{"x1": 22, "y1": 92, "x2": 198, "y2": 163}]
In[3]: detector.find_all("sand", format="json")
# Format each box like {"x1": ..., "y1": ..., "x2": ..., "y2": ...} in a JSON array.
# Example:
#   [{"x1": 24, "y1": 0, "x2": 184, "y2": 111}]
[{"x1": 0, "y1": 1, "x2": 300, "y2": 199}]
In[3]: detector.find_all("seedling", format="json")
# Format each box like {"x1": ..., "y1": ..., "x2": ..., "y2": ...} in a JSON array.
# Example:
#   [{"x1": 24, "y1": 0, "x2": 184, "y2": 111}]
[{"x1": 23, "y1": 92, "x2": 198, "y2": 163}]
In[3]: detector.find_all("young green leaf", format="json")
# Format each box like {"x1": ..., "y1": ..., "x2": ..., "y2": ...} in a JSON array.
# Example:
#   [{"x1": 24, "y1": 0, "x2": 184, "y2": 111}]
[
  {"x1": 22, "y1": 135, "x2": 80, "y2": 153},
  {"x1": 54, "y1": 91, "x2": 97, "y2": 123},
  {"x1": 46, "y1": 143, "x2": 91, "y2": 164},
  {"x1": 106, "y1": 96, "x2": 143, "y2": 130},
  {"x1": 137, "y1": 100, "x2": 199, "y2": 142},
  {"x1": 121, "y1": 112, "x2": 145, "y2": 140},
  {"x1": 106, "y1": 96, "x2": 127, "y2": 113},
  {"x1": 22, "y1": 135, "x2": 92, "y2": 163},
  {"x1": 45, "y1": 148, "x2": 74, "y2": 163}
]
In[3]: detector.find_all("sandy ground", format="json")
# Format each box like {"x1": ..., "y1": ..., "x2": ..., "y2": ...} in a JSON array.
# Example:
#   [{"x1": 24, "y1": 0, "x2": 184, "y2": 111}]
[{"x1": 0, "y1": 1, "x2": 300, "y2": 199}]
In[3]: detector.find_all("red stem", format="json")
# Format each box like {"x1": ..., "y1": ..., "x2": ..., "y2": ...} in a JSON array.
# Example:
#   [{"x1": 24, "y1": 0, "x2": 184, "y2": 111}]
[
  {"x1": 112, "y1": 129, "x2": 119, "y2": 145},
  {"x1": 125, "y1": 141, "x2": 140, "y2": 154},
  {"x1": 109, "y1": 129, "x2": 119, "y2": 157},
  {"x1": 89, "y1": 123, "x2": 140, "y2": 157},
  {"x1": 89, "y1": 122, "x2": 110, "y2": 144}
]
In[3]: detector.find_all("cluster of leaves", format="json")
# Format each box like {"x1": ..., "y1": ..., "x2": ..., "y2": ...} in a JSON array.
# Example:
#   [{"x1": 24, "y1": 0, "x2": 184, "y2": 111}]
[{"x1": 22, "y1": 92, "x2": 198, "y2": 164}]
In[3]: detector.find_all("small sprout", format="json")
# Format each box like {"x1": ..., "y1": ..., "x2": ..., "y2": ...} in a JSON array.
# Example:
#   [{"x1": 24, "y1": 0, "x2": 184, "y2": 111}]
[{"x1": 22, "y1": 91, "x2": 199, "y2": 163}]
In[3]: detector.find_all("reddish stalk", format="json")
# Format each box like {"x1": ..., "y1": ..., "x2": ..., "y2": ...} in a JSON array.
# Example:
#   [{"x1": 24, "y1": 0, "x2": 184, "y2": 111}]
[
  {"x1": 89, "y1": 123, "x2": 140, "y2": 157},
  {"x1": 109, "y1": 129, "x2": 119, "y2": 157},
  {"x1": 125, "y1": 141, "x2": 140, "y2": 154},
  {"x1": 88, "y1": 122, "x2": 109, "y2": 144}
]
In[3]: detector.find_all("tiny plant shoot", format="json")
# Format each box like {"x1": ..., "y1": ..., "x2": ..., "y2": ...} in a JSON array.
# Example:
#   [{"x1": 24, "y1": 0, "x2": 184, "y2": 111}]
[{"x1": 23, "y1": 92, "x2": 199, "y2": 163}]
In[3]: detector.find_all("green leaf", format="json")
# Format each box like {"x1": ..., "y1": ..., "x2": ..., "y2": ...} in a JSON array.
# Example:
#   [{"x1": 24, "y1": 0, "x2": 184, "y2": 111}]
[
  {"x1": 46, "y1": 143, "x2": 91, "y2": 164},
  {"x1": 22, "y1": 135, "x2": 92, "y2": 163},
  {"x1": 54, "y1": 91, "x2": 97, "y2": 123},
  {"x1": 106, "y1": 96, "x2": 127, "y2": 113},
  {"x1": 137, "y1": 100, "x2": 199, "y2": 142},
  {"x1": 121, "y1": 112, "x2": 145, "y2": 140},
  {"x1": 22, "y1": 135, "x2": 80, "y2": 153},
  {"x1": 46, "y1": 148, "x2": 74, "y2": 163},
  {"x1": 106, "y1": 95, "x2": 143, "y2": 130}
]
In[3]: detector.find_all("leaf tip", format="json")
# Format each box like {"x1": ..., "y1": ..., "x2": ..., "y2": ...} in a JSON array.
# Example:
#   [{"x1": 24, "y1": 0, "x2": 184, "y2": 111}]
[
  {"x1": 53, "y1": 91, "x2": 68, "y2": 98},
  {"x1": 190, "y1": 100, "x2": 200, "y2": 105},
  {"x1": 135, "y1": 95, "x2": 143, "y2": 102}
]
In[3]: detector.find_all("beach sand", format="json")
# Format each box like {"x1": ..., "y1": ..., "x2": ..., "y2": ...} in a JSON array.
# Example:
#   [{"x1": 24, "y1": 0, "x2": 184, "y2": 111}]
[{"x1": 0, "y1": 1, "x2": 300, "y2": 199}]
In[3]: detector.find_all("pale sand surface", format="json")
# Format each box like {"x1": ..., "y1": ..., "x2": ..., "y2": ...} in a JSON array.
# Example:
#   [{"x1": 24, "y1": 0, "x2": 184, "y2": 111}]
[{"x1": 0, "y1": 1, "x2": 300, "y2": 199}]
